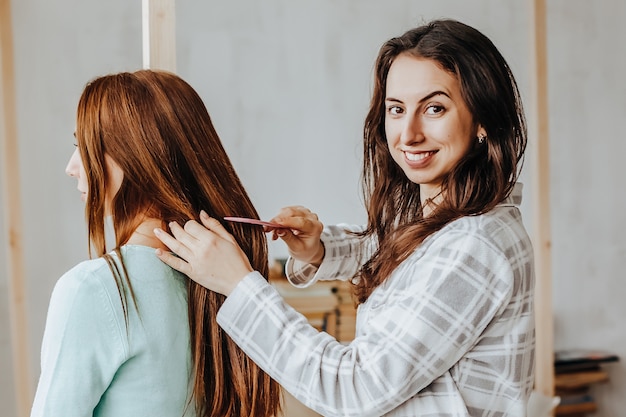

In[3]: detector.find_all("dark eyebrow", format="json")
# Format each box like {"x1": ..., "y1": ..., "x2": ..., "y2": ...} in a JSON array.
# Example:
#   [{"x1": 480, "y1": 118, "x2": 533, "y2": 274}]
[{"x1": 385, "y1": 90, "x2": 451, "y2": 104}]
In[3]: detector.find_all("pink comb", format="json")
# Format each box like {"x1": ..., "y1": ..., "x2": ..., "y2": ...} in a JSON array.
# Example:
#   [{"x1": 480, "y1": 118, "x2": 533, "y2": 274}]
[{"x1": 223, "y1": 216, "x2": 283, "y2": 228}]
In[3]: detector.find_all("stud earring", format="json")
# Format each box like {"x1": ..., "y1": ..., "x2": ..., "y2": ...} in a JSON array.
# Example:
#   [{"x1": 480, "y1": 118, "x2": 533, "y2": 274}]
[{"x1": 478, "y1": 133, "x2": 486, "y2": 144}]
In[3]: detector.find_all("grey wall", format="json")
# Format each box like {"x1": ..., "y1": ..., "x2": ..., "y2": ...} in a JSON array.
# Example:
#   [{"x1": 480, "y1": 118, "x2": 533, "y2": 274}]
[
  {"x1": 547, "y1": 1, "x2": 626, "y2": 413},
  {"x1": 1, "y1": 1, "x2": 143, "y2": 415},
  {"x1": 1, "y1": 1, "x2": 624, "y2": 416}
]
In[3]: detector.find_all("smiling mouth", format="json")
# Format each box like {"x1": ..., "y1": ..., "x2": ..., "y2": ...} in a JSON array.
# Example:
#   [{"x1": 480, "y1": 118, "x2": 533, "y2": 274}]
[{"x1": 404, "y1": 151, "x2": 436, "y2": 161}]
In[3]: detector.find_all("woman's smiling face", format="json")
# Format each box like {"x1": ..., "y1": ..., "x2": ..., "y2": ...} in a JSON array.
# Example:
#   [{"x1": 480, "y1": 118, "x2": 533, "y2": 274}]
[{"x1": 384, "y1": 53, "x2": 485, "y2": 202}]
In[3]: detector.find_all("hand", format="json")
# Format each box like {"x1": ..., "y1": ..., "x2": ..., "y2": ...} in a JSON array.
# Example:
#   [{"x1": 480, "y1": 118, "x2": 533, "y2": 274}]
[
  {"x1": 269, "y1": 206, "x2": 325, "y2": 267},
  {"x1": 153, "y1": 211, "x2": 254, "y2": 296}
]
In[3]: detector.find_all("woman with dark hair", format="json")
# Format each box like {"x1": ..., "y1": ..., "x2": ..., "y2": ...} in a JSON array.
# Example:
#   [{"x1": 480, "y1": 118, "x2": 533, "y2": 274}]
[
  {"x1": 155, "y1": 19, "x2": 535, "y2": 416},
  {"x1": 31, "y1": 70, "x2": 281, "y2": 417}
]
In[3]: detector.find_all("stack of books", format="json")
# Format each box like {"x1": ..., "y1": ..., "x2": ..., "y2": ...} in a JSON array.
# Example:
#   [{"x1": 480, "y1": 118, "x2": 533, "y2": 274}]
[{"x1": 554, "y1": 349, "x2": 619, "y2": 416}]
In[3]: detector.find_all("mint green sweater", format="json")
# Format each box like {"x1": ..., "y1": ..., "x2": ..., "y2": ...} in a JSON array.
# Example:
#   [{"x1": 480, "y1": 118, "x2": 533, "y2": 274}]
[{"x1": 31, "y1": 245, "x2": 195, "y2": 417}]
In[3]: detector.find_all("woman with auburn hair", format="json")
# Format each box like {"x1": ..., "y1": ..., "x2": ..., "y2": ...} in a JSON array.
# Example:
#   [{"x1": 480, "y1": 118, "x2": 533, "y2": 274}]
[
  {"x1": 155, "y1": 19, "x2": 535, "y2": 416},
  {"x1": 31, "y1": 70, "x2": 281, "y2": 417}
]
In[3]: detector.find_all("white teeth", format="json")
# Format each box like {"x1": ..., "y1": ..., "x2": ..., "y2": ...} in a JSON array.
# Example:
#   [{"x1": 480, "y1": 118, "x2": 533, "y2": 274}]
[{"x1": 405, "y1": 151, "x2": 433, "y2": 161}]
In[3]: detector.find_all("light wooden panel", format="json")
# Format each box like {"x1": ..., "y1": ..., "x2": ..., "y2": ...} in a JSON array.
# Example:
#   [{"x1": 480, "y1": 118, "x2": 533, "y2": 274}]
[
  {"x1": 142, "y1": 0, "x2": 177, "y2": 72},
  {"x1": 530, "y1": 0, "x2": 555, "y2": 400},
  {"x1": 0, "y1": 0, "x2": 32, "y2": 415}
]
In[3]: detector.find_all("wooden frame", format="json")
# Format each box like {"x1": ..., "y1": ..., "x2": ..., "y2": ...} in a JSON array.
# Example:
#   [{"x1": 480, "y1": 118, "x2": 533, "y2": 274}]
[
  {"x1": 142, "y1": 0, "x2": 177, "y2": 72},
  {"x1": 1, "y1": 0, "x2": 32, "y2": 416},
  {"x1": 530, "y1": 0, "x2": 555, "y2": 401}
]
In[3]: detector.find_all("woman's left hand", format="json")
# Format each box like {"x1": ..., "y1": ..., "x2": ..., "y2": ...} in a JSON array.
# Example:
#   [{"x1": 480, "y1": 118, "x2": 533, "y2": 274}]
[{"x1": 153, "y1": 211, "x2": 253, "y2": 296}]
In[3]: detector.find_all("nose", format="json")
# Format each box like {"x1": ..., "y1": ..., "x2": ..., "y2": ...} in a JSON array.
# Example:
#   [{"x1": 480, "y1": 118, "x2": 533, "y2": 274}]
[
  {"x1": 400, "y1": 114, "x2": 424, "y2": 145},
  {"x1": 65, "y1": 148, "x2": 80, "y2": 178}
]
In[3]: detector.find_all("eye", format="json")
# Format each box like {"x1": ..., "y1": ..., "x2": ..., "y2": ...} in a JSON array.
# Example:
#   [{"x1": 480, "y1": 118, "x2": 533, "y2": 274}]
[
  {"x1": 425, "y1": 104, "x2": 445, "y2": 115},
  {"x1": 386, "y1": 105, "x2": 404, "y2": 116}
]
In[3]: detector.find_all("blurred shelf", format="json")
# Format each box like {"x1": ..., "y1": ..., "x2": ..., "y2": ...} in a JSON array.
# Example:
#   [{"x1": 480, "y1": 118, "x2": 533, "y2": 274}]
[
  {"x1": 270, "y1": 270, "x2": 357, "y2": 342},
  {"x1": 555, "y1": 370, "x2": 608, "y2": 391},
  {"x1": 553, "y1": 349, "x2": 619, "y2": 417}
]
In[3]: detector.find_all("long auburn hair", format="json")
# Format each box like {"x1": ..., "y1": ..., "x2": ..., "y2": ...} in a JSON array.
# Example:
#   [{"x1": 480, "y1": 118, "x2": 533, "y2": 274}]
[
  {"x1": 75, "y1": 70, "x2": 281, "y2": 417},
  {"x1": 355, "y1": 19, "x2": 527, "y2": 303}
]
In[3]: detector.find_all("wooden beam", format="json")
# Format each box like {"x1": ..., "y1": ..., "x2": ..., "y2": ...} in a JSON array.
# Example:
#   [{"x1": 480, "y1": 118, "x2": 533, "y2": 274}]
[
  {"x1": 0, "y1": 0, "x2": 32, "y2": 415},
  {"x1": 530, "y1": 0, "x2": 555, "y2": 401},
  {"x1": 142, "y1": 0, "x2": 177, "y2": 72}
]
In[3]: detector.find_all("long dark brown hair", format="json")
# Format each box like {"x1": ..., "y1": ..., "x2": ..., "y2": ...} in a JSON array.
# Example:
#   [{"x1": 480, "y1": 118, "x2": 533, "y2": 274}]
[
  {"x1": 75, "y1": 70, "x2": 281, "y2": 416},
  {"x1": 356, "y1": 19, "x2": 527, "y2": 303}
]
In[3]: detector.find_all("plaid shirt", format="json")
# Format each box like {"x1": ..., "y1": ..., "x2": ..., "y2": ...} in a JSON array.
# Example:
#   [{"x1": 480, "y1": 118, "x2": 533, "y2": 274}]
[{"x1": 218, "y1": 184, "x2": 535, "y2": 417}]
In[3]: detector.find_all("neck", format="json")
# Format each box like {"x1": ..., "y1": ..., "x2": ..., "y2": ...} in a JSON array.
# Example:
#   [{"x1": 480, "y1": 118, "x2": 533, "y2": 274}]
[
  {"x1": 422, "y1": 202, "x2": 435, "y2": 218},
  {"x1": 127, "y1": 218, "x2": 169, "y2": 250},
  {"x1": 420, "y1": 185, "x2": 442, "y2": 218}
]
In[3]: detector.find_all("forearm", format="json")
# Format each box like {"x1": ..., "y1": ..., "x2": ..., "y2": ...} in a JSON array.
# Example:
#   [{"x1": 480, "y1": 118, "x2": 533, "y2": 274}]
[{"x1": 286, "y1": 224, "x2": 373, "y2": 288}]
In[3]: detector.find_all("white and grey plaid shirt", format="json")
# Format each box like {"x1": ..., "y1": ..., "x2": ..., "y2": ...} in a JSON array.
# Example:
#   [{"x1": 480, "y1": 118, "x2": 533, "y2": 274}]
[{"x1": 218, "y1": 184, "x2": 535, "y2": 417}]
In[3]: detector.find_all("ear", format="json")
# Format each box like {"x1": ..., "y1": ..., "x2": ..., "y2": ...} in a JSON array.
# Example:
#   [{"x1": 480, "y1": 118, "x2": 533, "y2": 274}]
[{"x1": 476, "y1": 125, "x2": 487, "y2": 138}]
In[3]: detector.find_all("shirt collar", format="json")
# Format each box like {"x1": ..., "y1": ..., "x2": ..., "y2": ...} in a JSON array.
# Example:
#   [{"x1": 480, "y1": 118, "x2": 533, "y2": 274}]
[{"x1": 497, "y1": 182, "x2": 523, "y2": 207}]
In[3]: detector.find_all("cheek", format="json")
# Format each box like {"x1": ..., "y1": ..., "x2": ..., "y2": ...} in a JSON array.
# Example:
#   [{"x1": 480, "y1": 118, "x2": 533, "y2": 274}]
[
  {"x1": 104, "y1": 156, "x2": 124, "y2": 197},
  {"x1": 456, "y1": 131, "x2": 475, "y2": 154},
  {"x1": 384, "y1": 128, "x2": 399, "y2": 157},
  {"x1": 446, "y1": 121, "x2": 475, "y2": 153},
  {"x1": 79, "y1": 165, "x2": 88, "y2": 181},
  {"x1": 384, "y1": 119, "x2": 400, "y2": 145},
  {"x1": 107, "y1": 172, "x2": 123, "y2": 196},
  {"x1": 76, "y1": 162, "x2": 89, "y2": 190},
  {"x1": 445, "y1": 138, "x2": 472, "y2": 166}
]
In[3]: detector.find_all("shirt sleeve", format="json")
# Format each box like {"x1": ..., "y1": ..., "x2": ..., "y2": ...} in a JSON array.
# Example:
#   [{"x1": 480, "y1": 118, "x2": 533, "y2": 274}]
[
  {"x1": 217, "y1": 228, "x2": 514, "y2": 417},
  {"x1": 30, "y1": 265, "x2": 128, "y2": 417},
  {"x1": 285, "y1": 223, "x2": 374, "y2": 288}
]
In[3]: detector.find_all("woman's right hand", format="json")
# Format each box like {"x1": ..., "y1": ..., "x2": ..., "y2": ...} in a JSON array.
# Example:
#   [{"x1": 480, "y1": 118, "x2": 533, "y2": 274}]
[{"x1": 269, "y1": 206, "x2": 325, "y2": 267}]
